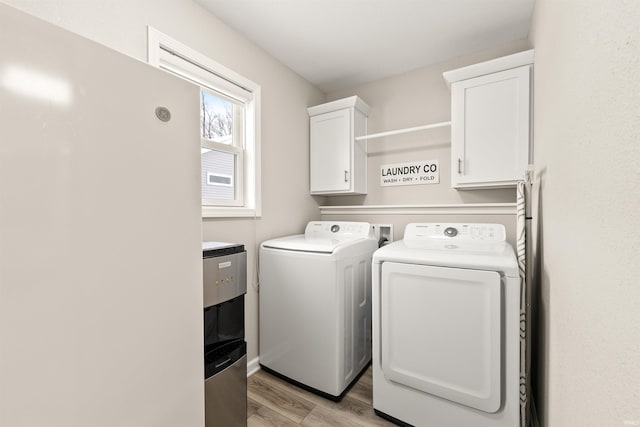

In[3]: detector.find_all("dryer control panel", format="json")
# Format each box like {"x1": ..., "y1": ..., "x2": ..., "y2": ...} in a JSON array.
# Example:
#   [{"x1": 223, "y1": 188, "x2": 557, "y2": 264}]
[{"x1": 404, "y1": 223, "x2": 506, "y2": 242}]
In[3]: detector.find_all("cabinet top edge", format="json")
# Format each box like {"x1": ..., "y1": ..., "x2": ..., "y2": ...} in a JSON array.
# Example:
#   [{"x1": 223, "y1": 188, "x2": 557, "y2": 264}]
[
  {"x1": 308, "y1": 95, "x2": 371, "y2": 117},
  {"x1": 442, "y1": 49, "x2": 534, "y2": 88}
]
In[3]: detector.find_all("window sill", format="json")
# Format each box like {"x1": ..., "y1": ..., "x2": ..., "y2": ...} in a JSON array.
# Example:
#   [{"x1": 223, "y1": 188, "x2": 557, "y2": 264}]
[{"x1": 202, "y1": 206, "x2": 260, "y2": 219}]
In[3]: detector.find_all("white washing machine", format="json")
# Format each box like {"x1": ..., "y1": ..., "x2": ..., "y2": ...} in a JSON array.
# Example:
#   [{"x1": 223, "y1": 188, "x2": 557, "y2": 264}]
[
  {"x1": 259, "y1": 221, "x2": 378, "y2": 399},
  {"x1": 372, "y1": 223, "x2": 520, "y2": 427}
]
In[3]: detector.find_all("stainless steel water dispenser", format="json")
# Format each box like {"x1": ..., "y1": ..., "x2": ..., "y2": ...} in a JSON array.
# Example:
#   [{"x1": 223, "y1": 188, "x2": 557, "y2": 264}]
[{"x1": 202, "y1": 242, "x2": 247, "y2": 427}]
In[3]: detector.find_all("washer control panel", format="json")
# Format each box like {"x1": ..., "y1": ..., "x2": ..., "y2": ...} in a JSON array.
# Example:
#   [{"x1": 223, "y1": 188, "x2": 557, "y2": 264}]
[
  {"x1": 444, "y1": 227, "x2": 458, "y2": 237},
  {"x1": 305, "y1": 221, "x2": 373, "y2": 239},
  {"x1": 404, "y1": 223, "x2": 506, "y2": 241}
]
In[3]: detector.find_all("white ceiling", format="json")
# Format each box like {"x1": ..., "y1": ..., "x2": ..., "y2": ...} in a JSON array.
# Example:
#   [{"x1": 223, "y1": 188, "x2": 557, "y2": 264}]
[{"x1": 195, "y1": 0, "x2": 534, "y2": 93}]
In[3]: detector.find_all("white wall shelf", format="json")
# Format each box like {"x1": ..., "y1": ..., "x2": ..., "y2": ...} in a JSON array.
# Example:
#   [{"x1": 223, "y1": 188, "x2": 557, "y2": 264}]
[
  {"x1": 354, "y1": 121, "x2": 451, "y2": 141},
  {"x1": 319, "y1": 203, "x2": 516, "y2": 216}
]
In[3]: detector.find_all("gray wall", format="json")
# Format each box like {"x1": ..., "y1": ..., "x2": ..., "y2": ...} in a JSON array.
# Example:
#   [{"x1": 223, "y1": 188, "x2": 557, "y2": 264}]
[
  {"x1": 325, "y1": 40, "x2": 532, "y2": 206},
  {"x1": 321, "y1": 40, "x2": 532, "y2": 246},
  {"x1": 529, "y1": 0, "x2": 640, "y2": 425}
]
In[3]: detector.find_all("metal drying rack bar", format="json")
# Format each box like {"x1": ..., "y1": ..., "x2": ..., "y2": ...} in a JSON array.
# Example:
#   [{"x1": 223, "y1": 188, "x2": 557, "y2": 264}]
[{"x1": 354, "y1": 120, "x2": 451, "y2": 141}]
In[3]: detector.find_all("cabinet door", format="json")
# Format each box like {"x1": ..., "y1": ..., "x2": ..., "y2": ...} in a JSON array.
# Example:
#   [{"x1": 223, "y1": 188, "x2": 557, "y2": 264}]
[
  {"x1": 310, "y1": 109, "x2": 352, "y2": 193},
  {"x1": 451, "y1": 66, "x2": 530, "y2": 188}
]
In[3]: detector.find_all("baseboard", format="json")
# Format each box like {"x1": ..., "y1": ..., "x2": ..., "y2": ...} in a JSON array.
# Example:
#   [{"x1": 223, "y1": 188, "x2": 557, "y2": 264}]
[{"x1": 247, "y1": 356, "x2": 260, "y2": 377}]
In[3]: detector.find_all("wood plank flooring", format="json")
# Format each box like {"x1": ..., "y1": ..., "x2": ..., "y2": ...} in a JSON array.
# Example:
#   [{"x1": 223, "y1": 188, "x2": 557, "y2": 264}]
[{"x1": 247, "y1": 367, "x2": 397, "y2": 426}]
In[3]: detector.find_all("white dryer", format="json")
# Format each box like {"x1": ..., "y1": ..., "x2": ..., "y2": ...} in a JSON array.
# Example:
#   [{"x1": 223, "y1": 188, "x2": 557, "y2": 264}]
[
  {"x1": 259, "y1": 221, "x2": 378, "y2": 399},
  {"x1": 372, "y1": 223, "x2": 520, "y2": 427}
]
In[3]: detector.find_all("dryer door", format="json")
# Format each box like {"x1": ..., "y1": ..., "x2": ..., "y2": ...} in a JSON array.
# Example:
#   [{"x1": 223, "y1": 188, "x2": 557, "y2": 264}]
[{"x1": 380, "y1": 262, "x2": 502, "y2": 413}]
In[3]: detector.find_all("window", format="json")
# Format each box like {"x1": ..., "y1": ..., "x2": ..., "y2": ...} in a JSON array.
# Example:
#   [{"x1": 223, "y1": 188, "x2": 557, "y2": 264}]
[
  {"x1": 147, "y1": 28, "x2": 261, "y2": 217},
  {"x1": 200, "y1": 89, "x2": 243, "y2": 206}
]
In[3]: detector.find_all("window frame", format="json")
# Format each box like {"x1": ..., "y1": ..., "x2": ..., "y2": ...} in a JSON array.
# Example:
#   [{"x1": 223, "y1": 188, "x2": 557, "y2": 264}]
[{"x1": 147, "y1": 27, "x2": 261, "y2": 218}]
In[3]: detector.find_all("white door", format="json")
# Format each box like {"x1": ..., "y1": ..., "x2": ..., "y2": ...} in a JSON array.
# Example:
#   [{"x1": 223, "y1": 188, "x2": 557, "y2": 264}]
[
  {"x1": 0, "y1": 6, "x2": 203, "y2": 426},
  {"x1": 310, "y1": 108, "x2": 351, "y2": 193},
  {"x1": 451, "y1": 65, "x2": 530, "y2": 187},
  {"x1": 380, "y1": 262, "x2": 502, "y2": 413}
]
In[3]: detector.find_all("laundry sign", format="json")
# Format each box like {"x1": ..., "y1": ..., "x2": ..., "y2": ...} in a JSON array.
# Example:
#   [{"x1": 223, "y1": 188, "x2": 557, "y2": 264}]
[{"x1": 380, "y1": 160, "x2": 440, "y2": 187}]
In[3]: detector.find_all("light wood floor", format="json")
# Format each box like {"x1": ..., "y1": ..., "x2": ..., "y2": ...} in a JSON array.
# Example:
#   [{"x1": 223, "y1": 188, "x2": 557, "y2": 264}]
[{"x1": 247, "y1": 366, "x2": 397, "y2": 426}]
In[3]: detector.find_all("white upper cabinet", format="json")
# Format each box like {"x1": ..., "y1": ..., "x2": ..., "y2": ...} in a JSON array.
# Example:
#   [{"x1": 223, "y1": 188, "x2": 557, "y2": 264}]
[
  {"x1": 444, "y1": 50, "x2": 533, "y2": 189},
  {"x1": 308, "y1": 96, "x2": 370, "y2": 195}
]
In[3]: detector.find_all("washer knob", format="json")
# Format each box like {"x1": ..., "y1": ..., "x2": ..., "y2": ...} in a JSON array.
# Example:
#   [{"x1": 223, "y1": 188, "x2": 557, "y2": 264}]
[
  {"x1": 444, "y1": 227, "x2": 458, "y2": 237},
  {"x1": 330, "y1": 224, "x2": 340, "y2": 233}
]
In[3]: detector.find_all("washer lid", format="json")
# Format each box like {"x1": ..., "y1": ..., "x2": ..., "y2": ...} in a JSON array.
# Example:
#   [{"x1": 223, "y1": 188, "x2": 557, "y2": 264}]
[
  {"x1": 262, "y1": 221, "x2": 374, "y2": 254},
  {"x1": 373, "y1": 223, "x2": 518, "y2": 277},
  {"x1": 262, "y1": 234, "x2": 359, "y2": 254}
]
